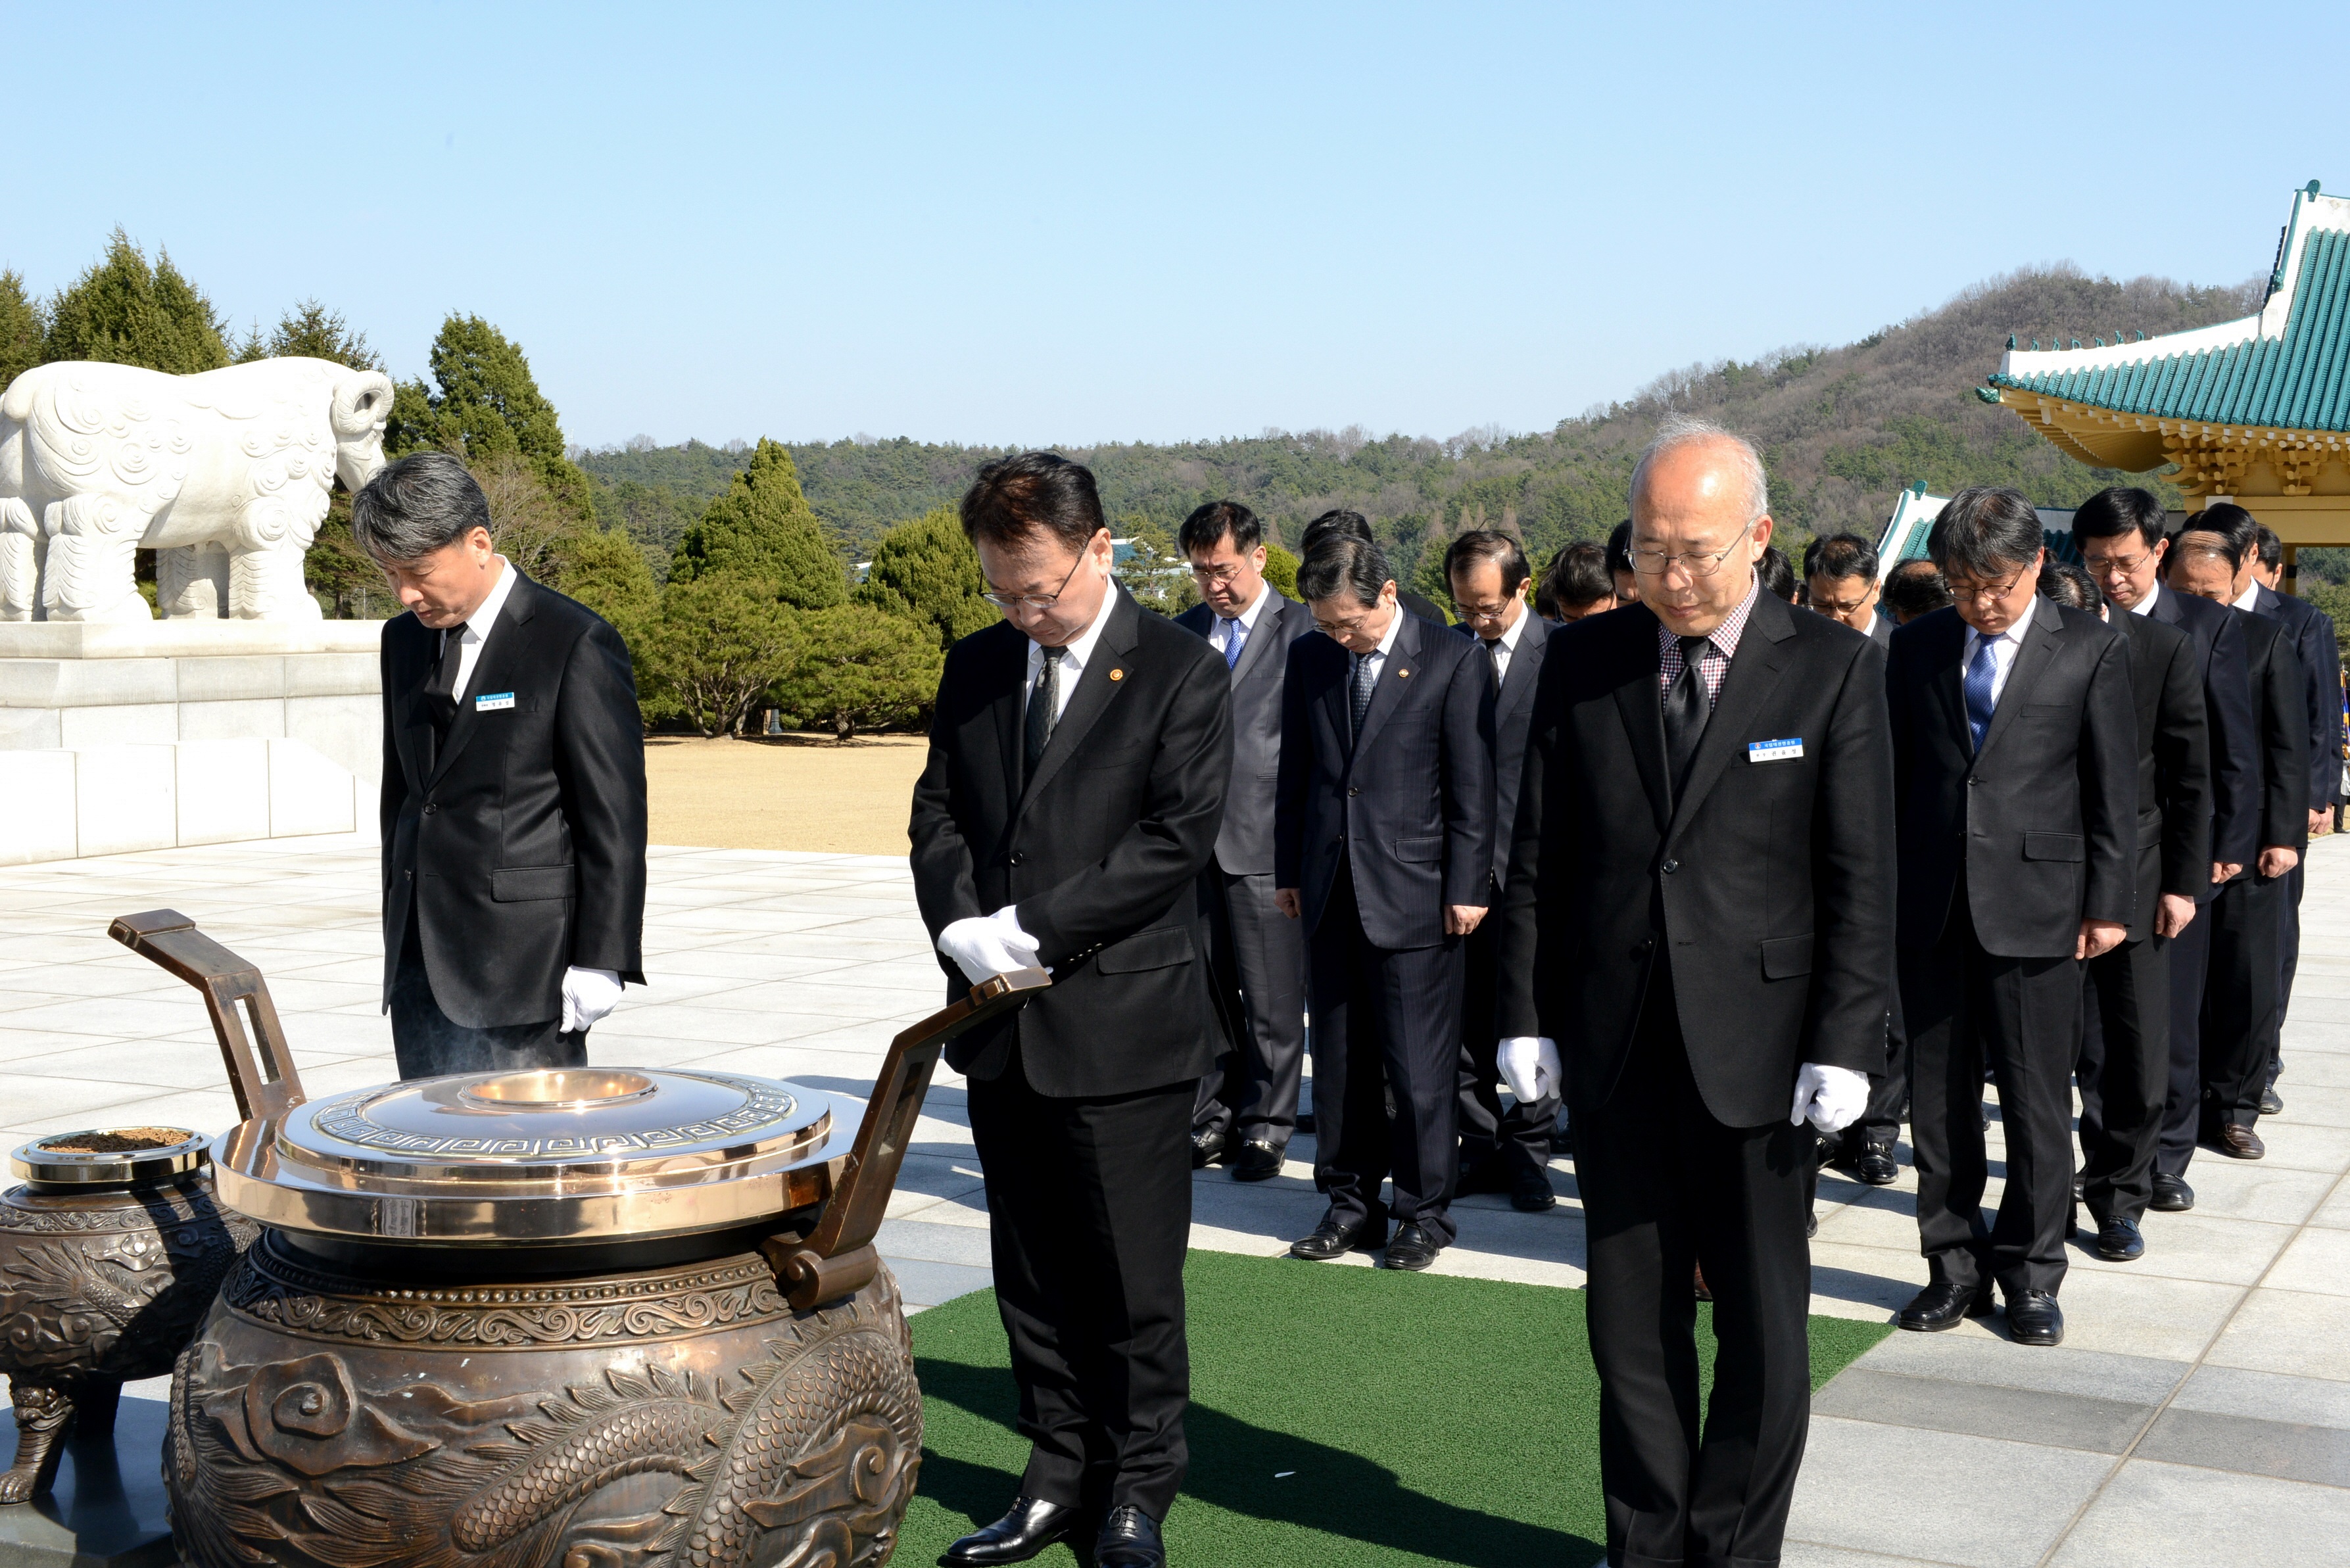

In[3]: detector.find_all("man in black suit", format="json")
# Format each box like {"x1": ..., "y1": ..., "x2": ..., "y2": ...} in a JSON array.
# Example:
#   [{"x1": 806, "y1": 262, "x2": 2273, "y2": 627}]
[
  {"x1": 2164, "y1": 513, "x2": 2309, "y2": 1168},
  {"x1": 2037, "y1": 549, "x2": 2210, "y2": 1265},
  {"x1": 2240, "y1": 516, "x2": 2340, "y2": 1112},
  {"x1": 1276, "y1": 535, "x2": 1493, "y2": 1272},
  {"x1": 1803, "y1": 532, "x2": 1892, "y2": 647},
  {"x1": 1297, "y1": 508, "x2": 1449, "y2": 625},
  {"x1": 356, "y1": 452, "x2": 646, "y2": 1080},
  {"x1": 2073, "y1": 487, "x2": 2255, "y2": 1220},
  {"x1": 1496, "y1": 417, "x2": 1892, "y2": 1567},
  {"x1": 910, "y1": 452, "x2": 1230, "y2": 1568},
  {"x1": 1175, "y1": 500, "x2": 1315, "y2": 1181},
  {"x1": 1882, "y1": 558, "x2": 1954, "y2": 626},
  {"x1": 1444, "y1": 529, "x2": 1558, "y2": 1212},
  {"x1": 1888, "y1": 486, "x2": 2136, "y2": 1347}
]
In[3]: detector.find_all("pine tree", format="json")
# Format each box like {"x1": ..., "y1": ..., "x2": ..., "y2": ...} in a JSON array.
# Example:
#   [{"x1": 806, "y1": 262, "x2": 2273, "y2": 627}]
[
  {"x1": 669, "y1": 439, "x2": 846, "y2": 609},
  {"x1": 43, "y1": 229, "x2": 229, "y2": 374},
  {"x1": 386, "y1": 313, "x2": 592, "y2": 523},
  {"x1": 241, "y1": 299, "x2": 380, "y2": 369},
  {"x1": 1262, "y1": 541, "x2": 1300, "y2": 601},
  {"x1": 1409, "y1": 529, "x2": 1457, "y2": 622},
  {"x1": 0, "y1": 270, "x2": 43, "y2": 391},
  {"x1": 556, "y1": 525, "x2": 660, "y2": 638},
  {"x1": 856, "y1": 505, "x2": 999, "y2": 648}
]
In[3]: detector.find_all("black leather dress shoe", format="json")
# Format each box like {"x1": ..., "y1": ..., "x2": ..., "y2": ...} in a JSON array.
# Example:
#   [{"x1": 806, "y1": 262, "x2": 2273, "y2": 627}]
[
  {"x1": 1854, "y1": 1139, "x2": 1898, "y2": 1186},
  {"x1": 1093, "y1": 1506, "x2": 1165, "y2": 1568},
  {"x1": 1805, "y1": 1208, "x2": 1819, "y2": 1239},
  {"x1": 940, "y1": 1496, "x2": 1081, "y2": 1565},
  {"x1": 1508, "y1": 1167, "x2": 1557, "y2": 1212},
  {"x1": 1289, "y1": 1217, "x2": 1376, "y2": 1261},
  {"x1": 1189, "y1": 1127, "x2": 1228, "y2": 1169},
  {"x1": 1383, "y1": 1222, "x2": 1445, "y2": 1271},
  {"x1": 2150, "y1": 1172, "x2": 2195, "y2": 1212},
  {"x1": 1896, "y1": 1281, "x2": 1995, "y2": 1332},
  {"x1": 2073, "y1": 1173, "x2": 2086, "y2": 1202},
  {"x1": 2261, "y1": 1085, "x2": 2285, "y2": 1116},
  {"x1": 2006, "y1": 1289, "x2": 2065, "y2": 1346},
  {"x1": 2094, "y1": 1216, "x2": 2144, "y2": 1262},
  {"x1": 1230, "y1": 1139, "x2": 1283, "y2": 1181}
]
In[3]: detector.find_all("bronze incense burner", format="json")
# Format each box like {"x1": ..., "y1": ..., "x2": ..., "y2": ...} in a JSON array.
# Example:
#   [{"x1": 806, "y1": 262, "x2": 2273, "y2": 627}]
[{"x1": 94, "y1": 909, "x2": 1042, "y2": 1568}]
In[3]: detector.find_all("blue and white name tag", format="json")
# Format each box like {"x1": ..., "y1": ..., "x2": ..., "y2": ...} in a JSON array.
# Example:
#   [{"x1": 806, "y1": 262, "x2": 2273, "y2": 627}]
[
  {"x1": 1748, "y1": 737, "x2": 1803, "y2": 763},
  {"x1": 474, "y1": 692, "x2": 516, "y2": 712}
]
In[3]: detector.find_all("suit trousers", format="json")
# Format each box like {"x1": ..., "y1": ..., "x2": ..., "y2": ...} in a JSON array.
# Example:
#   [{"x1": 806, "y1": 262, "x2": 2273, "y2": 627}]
[
  {"x1": 967, "y1": 1055, "x2": 1193, "y2": 1519},
  {"x1": 1902, "y1": 896, "x2": 2078, "y2": 1297},
  {"x1": 1456, "y1": 905, "x2": 1559, "y2": 1183},
  {"x1": 2076, "y1": 932, "x2": 2170, "y2": 1225},
  {"x1": 2270, "y1": 860, "x2": 2305, "y2": 1089},
  {"x1": 1849, "y1": 999, "x2": 1910, "y2": 1147},
  {"x1": 1191, "y1": 865, "x2": 1308, "y2": 1151},
  {"x1": 1578, "y1": 954, "x2": 1812, "y2": 1568},
  {"x1": 389, "y1": 906, "x2": 584, "y2": 1080},
  {"x1": 1308, "y1": 858, "x2": 1464, "y2": 1244},
  {"x1": 2203, "y1": 872, "x2": 2283, "y2": 1129},
  {"x1": 2155, "y1": 902, "x2": 2214, "y2": 1179}
]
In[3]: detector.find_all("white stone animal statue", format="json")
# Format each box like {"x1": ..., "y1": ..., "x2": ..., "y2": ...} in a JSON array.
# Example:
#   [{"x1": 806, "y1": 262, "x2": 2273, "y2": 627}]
[{"x1": 0, "y1": 356, "x2": 395, "y2": 622}]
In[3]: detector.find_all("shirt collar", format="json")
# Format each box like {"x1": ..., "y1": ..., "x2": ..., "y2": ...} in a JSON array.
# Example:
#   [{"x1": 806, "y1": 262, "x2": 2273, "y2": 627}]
[
  {"x1": 1856, "y1": 608, "x2": 1879, "y2": 640},
  {"x1": 1489, "y1": 601, "x2": 1530, "y2": 652},
  {"x1": 460, "y1": 557, "x2": 517, "y2": 644},
  {"x1": 1963, "y1": 591, "x2": 2036, "y2": 650},
  {"x1": 2233, "y1": 581, "x2": 2263, "y2": 611},
  {"x1": 1656, "y1": 575, "x2": 1762, "y2": 659},
  {"x1": 1226, "y1": 580, "x2": 1272, "y2": 631},
  {"x1": 2129, "y1": 579, "x2": 2163, "y2": 618},
  {"x1": 1034, "y1": 581, "x2": 1120, "y2": 670},
  {"x1": 1366, "y1": 602, "x2": 1405, "y2": 659}
]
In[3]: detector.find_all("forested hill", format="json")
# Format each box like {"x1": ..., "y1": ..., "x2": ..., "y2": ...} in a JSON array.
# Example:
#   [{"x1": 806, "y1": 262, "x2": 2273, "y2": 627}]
[{"x1": 578, "y1": 264, "x2": 2265, "y2": 577}]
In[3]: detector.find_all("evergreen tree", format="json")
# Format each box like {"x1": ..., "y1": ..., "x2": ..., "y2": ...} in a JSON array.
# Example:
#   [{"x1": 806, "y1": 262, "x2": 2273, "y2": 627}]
[
  {"x1": 773, "y1": 604, "x2": 944, "y2": 739},
  {"x1": 669, "y1": 439, "x2": 846, "y2": 608},
  {"x1": 0, "y1": 270, "x2": 43, "y2": 391},
  {"x1": 43, "y1": 229, "x2": 229, "y2": 374},
  {"x1": 855, "y1": 505, "x2": 999, "y2": 648},
  {"x1": 637, "y1": 574, "x2": 806, "y2": 736},
  {"x1": 387, "y1": 313, "x2": 592, "y2": 523},
  {"x1": 236, "y1": 299, "x2": 380, "y2": 369},
  {"x1": 557, "y1": 524, "x2": 660, "y2": 639},
  {"x1": 1262, "y1": 541, "x2": 1300, "y2": 601},
  {"x1": 1409, "y1": 529, "x2": 1456, "y2": 622}
]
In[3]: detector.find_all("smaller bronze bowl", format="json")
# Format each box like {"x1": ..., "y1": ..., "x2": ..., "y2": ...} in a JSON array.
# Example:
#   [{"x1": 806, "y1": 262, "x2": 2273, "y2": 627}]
[{"x1": 1, "y1": 1126, "x2": 256, "y2": 1504}]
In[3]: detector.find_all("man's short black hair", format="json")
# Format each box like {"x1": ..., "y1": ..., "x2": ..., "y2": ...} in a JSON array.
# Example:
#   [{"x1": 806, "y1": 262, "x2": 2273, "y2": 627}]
[
  {"x1": 959, "y1": 451, "x2": 1105, "y2": 556},
  {"x1": 1929, "y1": 487, "x2": 2045, "y2": 578},
  {"x1": 1179, "y1": 500, "x2": 1262, "y2": 558},
  {"x1": 1445, "y1": 529, "x2": 1529, "y2": 594},
  {"x1": 1539, "y1": 541, "x2": 1612, "y2": 615},
  {"x1": 2256, "y1": 523, "x2": 2284, "y2": 569},
  {"x1": 1801, "y1": 531, "x2": 1879, "y2": 584},
  {"x1": 2170, "y1": 502, "x2": 2258, "y2": 571},
  {"x1": 1606, "y1": 518, "x2": 1635, "y2": 578},
  {"x1": 2070, "y1": 486, "x2": 2167, "y2": 550},
  {"x1": 2039, "y1": 559, "x2": 2103, "y2": 615},
  {"x1": 1882, "y1": 557, "x2": 1952, "y2": 619},
  {"x1": 1296, "y1": 535, "x2": 1393, "y2": 608},
  {"x1": 1299, "y1": 509, "x2": 1375, "y2": 556},
  {"x1": 1758, "y1": 544, "x2": 1797, "y2": 603}
]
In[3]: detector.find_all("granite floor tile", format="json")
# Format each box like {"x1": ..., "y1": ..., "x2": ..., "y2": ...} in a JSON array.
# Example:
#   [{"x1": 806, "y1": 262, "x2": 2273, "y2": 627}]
[
  {"x1": 1842, "y1": 1333, "x2": 2190, "y2": 1406},
  {"x1": 2045, "y1": 1458, "x2": 2350, "y2": 1567},
  {"x1": 2172, "y1": 1363, "x2": 2350, "y2": 1428},
  {"x1": 1786, "y1": 1417, "x2": 2113, "y2": 1567},
  {"x1": 2240, "y1": 1118, "x2": 2350, "y2": 1172},
  {"x1": 883, "y1": 1257, "x2": 993, "y2": 1310},
  {"x1": 875, "y1": 1218, "x2": 995, "y2": 1270},
  {"x1": 2134, "y1": 1406, "x2": 2350, "y2": 1486},
  {"x1": 2063, "y1": 1210, "x2": 2295, "y2": 1286},
  {"x1": 2309, "y1": 1180, "x2": 2350, "y2": 1230},
  {"x1": 1806, "y1": 1239, "x2": 1931, "y2": 1317},
  {"x1": 2143, "y1": 1162, "x2": 2336, "y2": 1224},
  {"x1": 1811, "y1": 1368, "x2": 2155, "y2": 1453},
  {"x1": 2207, "y1": 1287, "x2": 2350, "y2": 1381},
  {"x1": 2024, "y1": 1268, "x2": 2242, "y2": 1361},
  {"x1": 2264, "y1": 1081, "x2": 2350, "y2": 1127},
  {"x1": 2263, "y1": 1223, "x2": 2350, "y2": 1296},
  {"x1": 1781, "y1": 1546, "x2": 1972, "y2": 1568}
]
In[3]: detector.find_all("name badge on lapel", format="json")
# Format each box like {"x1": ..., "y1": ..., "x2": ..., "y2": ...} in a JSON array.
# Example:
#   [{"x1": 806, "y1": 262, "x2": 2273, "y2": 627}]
[
  {"x1": 1748, "y1": 738, "x2": 1802, "y2": 763},
  {"x1": 474, "y1": 692, "x2": 516, "y2": 712}
]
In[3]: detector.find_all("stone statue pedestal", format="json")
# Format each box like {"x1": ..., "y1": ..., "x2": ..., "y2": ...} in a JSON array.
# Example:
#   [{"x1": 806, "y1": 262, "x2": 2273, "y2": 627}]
[{"x1": 0, "y1": 1392, "x2": 175, "y2": 1568}]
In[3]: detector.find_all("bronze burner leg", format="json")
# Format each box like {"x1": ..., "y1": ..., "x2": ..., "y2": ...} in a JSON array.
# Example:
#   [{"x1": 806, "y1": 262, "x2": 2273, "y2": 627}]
[{"x1": 0, "y1": 1377, "x2": 76, "y2": 1503}]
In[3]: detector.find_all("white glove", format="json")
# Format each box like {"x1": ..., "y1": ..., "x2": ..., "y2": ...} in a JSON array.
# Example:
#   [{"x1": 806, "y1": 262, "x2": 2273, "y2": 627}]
[
  {"x1": 1496, "y1": 1037, "x2": 1562, "y2": 1105},
  {"x1": 1791, "y1": 1062, "x2": 1870, "y2": 1136},
  {"x1": 560, "y1": 966, "x2": 624, "y2": 1033},
  {"x1": 936, "y1": 904, "x2": 1043, "y2": 986}
]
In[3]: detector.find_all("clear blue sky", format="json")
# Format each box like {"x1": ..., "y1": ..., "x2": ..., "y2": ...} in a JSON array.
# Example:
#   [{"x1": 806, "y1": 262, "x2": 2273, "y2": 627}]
[{"x1": 10, "y1": 2, "x2": 2347, "y2": 451}]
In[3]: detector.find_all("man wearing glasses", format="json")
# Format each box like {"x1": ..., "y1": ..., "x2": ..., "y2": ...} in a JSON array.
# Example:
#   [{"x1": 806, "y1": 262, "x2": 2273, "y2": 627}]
[
  {"x1": 1443, "y1": 529, "x2": 1561, "y2": 1212},
  {"x1": 1803, "y1": 532, "x2": 1892, "y2": 646},
  {"x1": 911, "y1": 452, "x2": 1232, "y2": 1568},
  {"x1": 1174, "y1": 500, "x2": 1316, "y2": 1181},
  {"x1": 1887, "y1": 487, "x2": 2136, "y2": 1348}
]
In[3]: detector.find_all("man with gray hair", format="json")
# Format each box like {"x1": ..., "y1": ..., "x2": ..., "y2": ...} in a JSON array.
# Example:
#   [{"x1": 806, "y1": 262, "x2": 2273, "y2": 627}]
[
  {"x1": 1495, "y1": 414, "x2": 1892, "y2": 1566},
  {"x1": 356, "y1": 450, "x2": 648, "y2": 1079}
]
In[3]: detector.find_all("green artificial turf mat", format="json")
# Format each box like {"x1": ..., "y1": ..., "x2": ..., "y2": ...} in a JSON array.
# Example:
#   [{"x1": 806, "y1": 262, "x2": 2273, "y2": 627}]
[{"x1": 898, "y1": 1248, "x2": 1891, "y2": 1567}]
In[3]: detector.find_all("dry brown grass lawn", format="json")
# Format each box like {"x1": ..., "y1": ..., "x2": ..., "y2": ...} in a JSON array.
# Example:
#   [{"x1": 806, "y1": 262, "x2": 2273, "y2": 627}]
[{"x1": 644, "y1": 735, "x2": 928, "y2": 857}]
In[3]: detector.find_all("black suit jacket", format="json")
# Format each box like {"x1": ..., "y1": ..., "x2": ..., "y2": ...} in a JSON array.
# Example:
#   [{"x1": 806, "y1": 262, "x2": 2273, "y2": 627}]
[
  {"x1": 378, "y1": 571, "x2": 648, "y2": 1028},
  {"x1": 1455, "y1": 612, "x2": 1556, "y2": 891},
  {"x1": 1276, "y1": 612, "x2": 1495, "y2": 950},
  {"x1": 2235, "y1": 608, "x2": 2314, "y2": 856},
  {"x1": 1887, "y1": 602, "x2": 2136, "y2": 959},
  {"x1": 1495, "y1": 594, "x2": 1894, "y2": 1126},
  {"x1": 2107, "y1": 609, "x2": 2211, "y2": 935},
  {"x1": 909, "y1": 589, "x2": 1234, "y2": 1097},
  {"x1": 2147, "y1": 584, "x2": 2259, "y2": 883},
  {"x1": 2251, "y1": 582, "x2": 2343, "y2": 810},
  {"x1": 1175, "y1": 590, "x2": 1316, "y2": 874},
  {"x1": 1865, "y1": 613, "x2": 1894, "y2": 649}
]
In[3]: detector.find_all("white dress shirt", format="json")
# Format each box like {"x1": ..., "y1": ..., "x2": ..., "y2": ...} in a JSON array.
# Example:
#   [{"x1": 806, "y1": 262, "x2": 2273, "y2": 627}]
[
  {"x1": 1355, "y1": 600, "x2": 1406, "y2": 688},
  {"x1": 1207, "y1": 580, "x2": 1273, "y2": 660},
  {"x1": 2233, "y1": 581, "x2": 2263, "y2": 611},
  {"x1": 1961, "y1": 590, "x2": 2036, "y2": 708},
  {"x1": 2129, "y1": 579, "x2": 2164, "y2": 618},
  {"x1": 1481, "y1": 600, "x2": 1530, "y2": 684},
  {"x1": 444, "y1": 556, "x2": 518, "y2": 700},
  {"x1": 1856, "y1": 608, "x2": 1881, "y2": 641},
  {"x1": 1024, "y1": 581, "x2": 1120, "y2": 725}
]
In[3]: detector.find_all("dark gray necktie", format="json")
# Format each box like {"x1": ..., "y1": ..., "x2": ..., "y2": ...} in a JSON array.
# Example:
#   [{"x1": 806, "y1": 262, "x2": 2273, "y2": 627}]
[
  {"x1": 1026, "y1": 646, "x2": 1067, "y2": 770},
  {"x1": 1663, "y1": 635, "x2": 1712, "y2": 794},
  {"x1": 1484, "y1": 638, "x2": 1504, "y2": 684},
  {"x1": 418, "y1": 629, "x2": 460, "y2": 773},
  {"x1": 1350, "y1": 651, "x2": 1378, "y2": 739}
]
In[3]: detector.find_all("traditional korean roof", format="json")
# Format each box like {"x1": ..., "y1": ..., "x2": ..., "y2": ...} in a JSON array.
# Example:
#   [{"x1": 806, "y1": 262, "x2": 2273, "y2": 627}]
[
  {"x1": 1875, "y1": 482, "x2": 2080, "y2": 576},
  {"x1": 1981, "y1": 183, "x2": 2350, "y2": 473}
]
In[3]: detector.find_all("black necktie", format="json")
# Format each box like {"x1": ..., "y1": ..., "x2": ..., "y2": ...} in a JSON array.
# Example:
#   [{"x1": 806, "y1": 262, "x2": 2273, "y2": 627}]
[
  {"x1": 1662, "y1": 634, "x2": 1712, "y2": 797},
  {"x1": 1484, "y1": 638, "x2": 1504, "y2": 684},
  {"x1": 1026, "y1": 646, "x2": 1067, "y2": 771},
  {"x1": 1350, "y1": 652, "x2": 1378, "y2": 741},
  {"x1": 418, "y1": 629, "x2": 460, "y2": 772}
]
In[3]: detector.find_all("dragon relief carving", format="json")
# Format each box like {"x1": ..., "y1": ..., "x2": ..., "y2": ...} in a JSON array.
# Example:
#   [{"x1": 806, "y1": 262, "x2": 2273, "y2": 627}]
[{"x1": 168, "y1": 1271, "x2": 923, "y2": 1568}]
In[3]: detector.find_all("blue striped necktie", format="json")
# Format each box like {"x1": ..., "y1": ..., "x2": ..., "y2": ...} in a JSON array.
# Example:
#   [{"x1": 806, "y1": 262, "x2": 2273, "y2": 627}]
[
  {"x1": 1222, "y1": 617, "x2": 1245, "y2": 669},
  {"x1": 1964, "y1": 636, "x2": 1998, "y2": 751}
]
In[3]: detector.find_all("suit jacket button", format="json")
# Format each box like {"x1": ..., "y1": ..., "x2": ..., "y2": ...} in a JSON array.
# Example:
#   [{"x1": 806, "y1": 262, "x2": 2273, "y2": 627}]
[
  {"x1": 422, "y1": 803, "x2": 438, "y2": 815},
  {"x1": 1009, "y1": 851, "x2": 1025, "y2": 865},
  {"x1": 1347, "y1": 786, "x2": 1360, "y2": 797},
  {"x1": 1662, "y1": 858, "x2": 1679, "y2": 874}
]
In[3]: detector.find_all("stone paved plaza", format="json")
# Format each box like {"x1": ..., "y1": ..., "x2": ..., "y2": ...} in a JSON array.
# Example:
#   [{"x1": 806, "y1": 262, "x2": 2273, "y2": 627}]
[{"x1": 2, "y1": 832, "x2": 2347, "y2": 1563}]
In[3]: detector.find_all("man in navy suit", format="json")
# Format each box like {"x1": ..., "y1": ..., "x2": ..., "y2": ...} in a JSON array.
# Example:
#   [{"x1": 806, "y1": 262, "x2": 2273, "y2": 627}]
[
  {"x1": 1276, "y1": 535, "x2": 1495, "y2": 1271},
  {"x1": 1445, "y1": 529, "x2": 1560, "y2": 1212}
]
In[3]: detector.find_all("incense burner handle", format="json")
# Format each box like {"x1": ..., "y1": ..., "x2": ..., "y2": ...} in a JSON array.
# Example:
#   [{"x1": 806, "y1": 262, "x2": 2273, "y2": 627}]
[{"x1": 108, "y1": 909, "x2": 306, "y2": 1123}]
